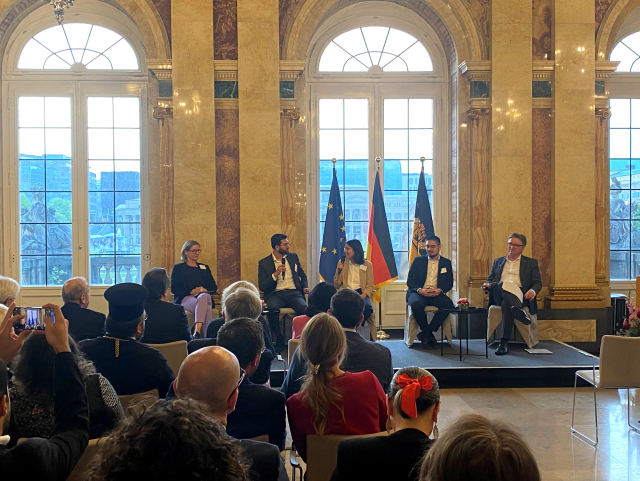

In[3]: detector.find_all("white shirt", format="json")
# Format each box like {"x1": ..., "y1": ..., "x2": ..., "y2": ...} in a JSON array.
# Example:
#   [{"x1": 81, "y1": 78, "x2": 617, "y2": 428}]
[
  {"x1": 423, "y1": 255, "x2": 440, "y2": 289},
  {"x1": 272, "y1": 254, "x2": 297, "y2": 291},
  {"x1": 500, "y1": 256, "x2": 522, "y2": 287},
  {"x1": 346, "y1": 262, "x2": 361, "y2": 290}
]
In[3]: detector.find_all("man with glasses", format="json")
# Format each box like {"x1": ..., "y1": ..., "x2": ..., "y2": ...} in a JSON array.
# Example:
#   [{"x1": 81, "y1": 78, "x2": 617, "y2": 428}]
[
  {"x1": 406, "y1": 235, "x2": 455, "y2": 349},
  {"x1": 175, "y1": 346, "x2": 288, "y2": 481},
  {"x1": 482, "y1": 233, "x2": 542, "y2": 355}
]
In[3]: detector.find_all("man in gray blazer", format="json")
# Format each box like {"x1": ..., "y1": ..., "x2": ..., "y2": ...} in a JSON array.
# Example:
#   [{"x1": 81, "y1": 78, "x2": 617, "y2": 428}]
[{"x1": 482, "y1": 233, "x2": 542, "y2": 355}]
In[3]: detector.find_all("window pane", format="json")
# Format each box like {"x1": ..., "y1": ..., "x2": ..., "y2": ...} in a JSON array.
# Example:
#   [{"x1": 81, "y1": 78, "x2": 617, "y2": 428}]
[
  {"x1": 409, "y1": 129, "x2": 432, "y2": 160},
  {"x1": 19, "y1": 129, "x2": 44, "y2": 159},
  {"x1": 344, "y1": 99, "x2": 368, "y2": 129},
  {"x1": 46, "y1": 192, "x2": 72, "y2": 222},
  {"x1": 318, "y1": 42, "x2": 351, "y2": 72},
  {"x1": 409, "y1": 99, "x2": 433, "y2": 128},
  {"x1": 46, "y1": 224, "x2": 73, "y2": 254},
  {"x1": 319, "y1": 99, "x2": 343, "y2": 129},
  {"x1": 45, "y1": 98, "x2": 71, "y2": 127},
  {"x1": 88, "y1": 129, "x2": 114, "y2": 159},
  {"x1": 114, "y1": 98, "x2": 140, "y2": 128},
  {"x1": 20, "y1": 256, "x2": 46, "y2": 286},
  {"x1": 319, "y1": 130, "x2": 344, "y2": 160},
  {"x1": 611, "y1": 251, "x2": 630, "y2": 279},
  {"x1": 19, "y1": 98, "x2": 44, "y2": 127},
  {"x1": 384, "y1": 130, "x2": 408, "y2": 160},
  {"x1": 611, "y1": 190, "x2": 630, "y2": 219},
  {"x1": 384, "y1": 99, "x2": 408, "y2": 128},
  {"x1": 610, "y1": 129, "x2": 631, "y2": 158},
  {"x1": 45, "y1": 129, "x2": 71, "y2": 159},
  {"x1": 89, "y1": 160, "x2": 114, "y2": 189},
  {"x1": 343, "y1": 161, "x2": 368, "y2": 189},
  {"x1": 611, "y1": 99, "x2": 631, "y2": 128},
  {"x1": 88, "y1": 98, "x2": 114, "y2": 128},
  {"x1": 344, "y1": 130, "x2": 368, "y2": 160},
  {"x1": 611, "y1": 220, "x2": 631, "y2": 249}
]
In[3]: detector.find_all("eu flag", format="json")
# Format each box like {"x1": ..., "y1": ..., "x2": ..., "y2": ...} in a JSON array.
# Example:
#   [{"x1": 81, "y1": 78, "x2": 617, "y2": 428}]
[
  {"x1": 409, "y1": 162, "x2": 435, "y2": 267},
  {"x1": 319, "y1": 166, "x2": 346, "y2": 282}
]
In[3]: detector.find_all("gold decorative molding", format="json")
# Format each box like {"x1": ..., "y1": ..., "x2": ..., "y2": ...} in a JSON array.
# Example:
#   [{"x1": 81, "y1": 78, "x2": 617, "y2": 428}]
[
  {"x1": 595, "y1": 107, "x2": 611, "y2": 120},
  {"x1": 279, "y1": 60, "x2": 305, "y2": 81},
  {"x1": 215, "y1": 99, "x2": 239, "y2": 110},
  {"x1": 595, "y1": 60, "x2": 619, "y2": 79},
  {"x1": 533, "y1": 98, "x2": 553, "y2": 109},
  {"x1": 153, "y1": 107, "x2": 173, "y2": 124},
  {"x1": 280, "y1": 108, "x2": 301, "y2": 124},
  {"x1": 459, "y1": 60, "x2": 491, "y2": 82},
  {"x1": 468, "y1": 98, "x2": 490, "y2": 110},
  {"x1": 212, "y1": 60, "x2": 305, "y2": 82},
  {"x1": 547, "y1": 285, "x2": 603, "y2": 300},
  {"x1": 467, "y1": 108, "x2": 490, "y2": 124},
  {"x1": 146, "y1": 59, "x2": 172, "y2": 79},
  {"x1": 532, "y1": 60, "x2": 554, "y2": 81}
]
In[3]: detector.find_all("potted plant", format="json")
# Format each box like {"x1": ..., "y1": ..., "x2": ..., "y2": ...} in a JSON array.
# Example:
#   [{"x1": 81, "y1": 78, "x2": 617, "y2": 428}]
[
  {"x1": 619, "y1": 301, "x2": 640, "y2": 337},
  {"x1": 457, "y1": 298, "x2": 470, "y2": 311}
]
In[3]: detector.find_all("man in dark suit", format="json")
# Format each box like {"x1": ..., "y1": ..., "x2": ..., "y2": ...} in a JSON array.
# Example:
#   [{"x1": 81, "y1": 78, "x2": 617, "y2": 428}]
[
  {"x1": 483, "y1": 233, "x2": 542, "y2": 355},
  {"x1": 406, "y1": 236, "x2": 455, "y2": 349},
  {"x1": 281, "y1": 288, "x2": 393, "y2": 399},
  {"x1": 61, "y1": 277, "x2": 106, "y2": 341},
  {"x1": 0, "y1": 303, "x2": 90, "y2": 480},
  {"x1": 217, "y1": 317, "x2": 286, "y2": 450},
  {"x1": 175, "y1": 346, "x2": 288, "y2": 481},
  {"x1": 258, "y1": 234, "x2": 309, "y2": 350},
  {"x1": 80, "y1": 283, "x2": 175, "y2": 397}
]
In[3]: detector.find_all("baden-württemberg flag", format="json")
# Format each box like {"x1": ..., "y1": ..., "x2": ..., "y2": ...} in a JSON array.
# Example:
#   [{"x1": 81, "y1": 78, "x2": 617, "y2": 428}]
[
  {"x1": 366, "y1": 170, "x2": 398, "y2": 302},
  {"x1": 319, "y1": 167, "x2": 346, "y2": 282},
  {"x1": 409, "y1": 163, "x2": 435, "y2": 267}
]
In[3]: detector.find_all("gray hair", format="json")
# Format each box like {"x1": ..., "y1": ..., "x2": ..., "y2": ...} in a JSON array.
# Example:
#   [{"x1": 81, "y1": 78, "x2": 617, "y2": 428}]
[
  {"x1": 389, "y1": 367, "x2": 440, "y2": 419},
  {"x1": 221, "y1": 281, "x2": 260, "y2": 314},
  {"x1": 61, "y1": 277, "x2": 89, "y2": 304},
  {"x1": 180, "y1": 240, "x2": 200, "y2": 263},
  {"x1": 508, "y1": 233, "x2": 527, "y2": 247},
  {"x1": 0, "y1": 276, "x2": 20, "y2": 304},
  {"x1": 223, "y1": 288, "x2": 262, "y2": 320}
]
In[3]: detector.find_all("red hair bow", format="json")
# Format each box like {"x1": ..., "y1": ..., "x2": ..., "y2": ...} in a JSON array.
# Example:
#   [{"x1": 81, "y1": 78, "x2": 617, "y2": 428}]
[{"x1": 396, "y1": 374, "x2": 433, "y2": 418}]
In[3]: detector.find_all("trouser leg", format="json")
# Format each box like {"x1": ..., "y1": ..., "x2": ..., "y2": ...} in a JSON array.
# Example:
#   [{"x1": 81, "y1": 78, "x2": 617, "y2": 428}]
[
  {"x1": 493, "y1": 284, "x2": 522, "y2": 340},
  {"x1": 266, "y1": 294, "x2": 286, "y2": 349},
  {"x1": 425, "y1": 294, "x2": 455, "y2": 333},
  {"x1": 194, "y1": 293, "x2": 213, "y2": 334},
  {"x1": 408, "y1": 293, "x2": 430, "y2": 332}
]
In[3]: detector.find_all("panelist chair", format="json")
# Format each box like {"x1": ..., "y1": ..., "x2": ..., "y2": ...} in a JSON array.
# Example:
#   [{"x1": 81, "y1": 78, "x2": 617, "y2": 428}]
[
  {"x1": 487, "y1": 305, "x2": 538, "y2": 348},
  {"x1": 118, "y1": 389, "x2": 159, "y2": 417},
  {"x1": 404, "y1": 305, "x2": 453, "y2": 348},
  {"x1": 147, "y1": 340, "x2": 188, "y2": 377},
  {"x1": 186, "y1": 308, "x2": 220, "y2": 336}
]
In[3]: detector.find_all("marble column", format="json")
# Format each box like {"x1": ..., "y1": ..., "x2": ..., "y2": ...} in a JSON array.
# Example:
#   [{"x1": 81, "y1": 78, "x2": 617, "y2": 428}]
[
  {"x1": 171, "y1": 0, "x2": 216, "y2": 269},
  {"x1": 548, "y1": 0, "x2": 602, "y2": 308},
  {"x1": 154, "y1": 108, "x2": 174, "y2": 272},
  {"x1": 595, "y1": 107, "x2": 611, "y2": 300},
  {"x1": 237, "y1": 0, "x2": 281, "y2": 284},
  {"x1": 491, "y1": 0, "x2": 532, "y2": 258},
  {"x1": 280, "y1": 109, "x2": 300, "y2": 245}
]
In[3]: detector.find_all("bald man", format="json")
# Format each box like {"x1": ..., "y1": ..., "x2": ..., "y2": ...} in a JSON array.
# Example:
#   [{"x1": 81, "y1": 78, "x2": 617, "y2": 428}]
[
  {"x1": 61, "y1": 277, "x2": 106, "y2": 342},
  {"x1": 175, "y1": 347, "x2": 288, "y2": 481}
]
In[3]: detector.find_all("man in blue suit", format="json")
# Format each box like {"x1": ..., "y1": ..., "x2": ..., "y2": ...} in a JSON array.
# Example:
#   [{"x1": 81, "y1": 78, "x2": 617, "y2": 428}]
[{"x1": 406, "y1": 236, "x2": 454, "y2": 349}]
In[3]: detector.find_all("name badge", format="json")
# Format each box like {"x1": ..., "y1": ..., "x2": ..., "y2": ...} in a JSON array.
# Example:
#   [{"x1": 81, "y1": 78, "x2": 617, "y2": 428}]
[
  {"x1": 359, "y1": 264, "x2": 367, "y2": 271},
  {"x1": 294, "y1": 264, "x2": 298, "y2": 272},
  {"x1": 199, "y1": 264, "x2": 206, "y2": 270},
  {"x1": 440, "y1": 267, "x2": 447, "y2": 273}
]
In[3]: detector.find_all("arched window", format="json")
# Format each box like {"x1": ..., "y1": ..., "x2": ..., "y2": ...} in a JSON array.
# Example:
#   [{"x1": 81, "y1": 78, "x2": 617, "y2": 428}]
[
  {"x1": 611, "y1": 32, "x2": 640, "y2": 72},
  {"x1": 2, "y1": 5, "x2": 148, "y2": 294}
]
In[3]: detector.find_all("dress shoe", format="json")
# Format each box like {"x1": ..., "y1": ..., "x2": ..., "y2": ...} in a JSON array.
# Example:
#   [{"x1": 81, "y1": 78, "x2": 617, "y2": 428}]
[
  {"x1": 510, "y1": 306, "x2": 531, "y2": 325},
  {"x1": 495, "y1": 340, "x2": 509, "y2": 356},
  {"x1": 426, "y1": 332, "x2": 438, "y2": 349}
]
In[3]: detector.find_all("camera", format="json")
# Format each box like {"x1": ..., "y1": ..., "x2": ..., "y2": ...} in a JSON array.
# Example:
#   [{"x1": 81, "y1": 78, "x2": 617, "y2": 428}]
[{"x1": 12, "y1": 307, "x2": 54, "y2": 331}]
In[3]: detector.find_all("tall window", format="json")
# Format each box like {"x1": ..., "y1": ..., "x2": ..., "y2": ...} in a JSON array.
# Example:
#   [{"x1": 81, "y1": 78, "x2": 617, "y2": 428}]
[{"x1": 5, "y1": 20, "x2": 146, "y2": 288}]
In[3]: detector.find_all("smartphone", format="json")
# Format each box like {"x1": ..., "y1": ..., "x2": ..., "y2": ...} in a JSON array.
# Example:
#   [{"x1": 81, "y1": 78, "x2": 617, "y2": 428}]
[{"x1": 12, "y1": 307, "x2": 54, "y2": 331}]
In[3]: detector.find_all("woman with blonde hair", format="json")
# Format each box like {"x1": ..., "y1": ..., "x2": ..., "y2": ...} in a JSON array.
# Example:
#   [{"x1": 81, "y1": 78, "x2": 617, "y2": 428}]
[
  {"x1": 331, "y1": 367, "x2": 440, "y2": 481},
  {"x1": 286, "y1": 313, "x2": 386, "y2": 461}
]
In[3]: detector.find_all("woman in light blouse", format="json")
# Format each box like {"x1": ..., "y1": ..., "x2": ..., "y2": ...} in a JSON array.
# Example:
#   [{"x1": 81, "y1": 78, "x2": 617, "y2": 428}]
[{"x1": 333, "y1": 239, "x2": 374, "y2": 320}]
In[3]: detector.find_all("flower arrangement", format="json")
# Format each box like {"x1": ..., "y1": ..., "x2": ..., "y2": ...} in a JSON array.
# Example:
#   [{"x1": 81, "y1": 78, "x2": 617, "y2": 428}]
[
  {"x1": 619, "y1": 301, "x2": 640, "y2": 337},
  {"x1": 457, "y1": 298, "x2": 470, "y2": 310}
]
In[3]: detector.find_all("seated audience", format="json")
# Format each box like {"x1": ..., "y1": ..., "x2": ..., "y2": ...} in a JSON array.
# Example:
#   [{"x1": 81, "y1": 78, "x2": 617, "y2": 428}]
[
  {"x1": 175, "y1": 346, "x2": 289, "y2": 481},
  {"x1": 217, "y1": 317, "x2": 286, "y2": 450},
  {"x1": 282, "y1": 288, "x2": 393, "y2": 398},
  {"x1": 0, "y1": 275, "x2": 19, "y2": 317},
  {"x1": 0, "y1": 303, "x2": 90, "y2": 480},
  {"x1": 291, "y1": 282, "x2": 336, "y2": 339},
  {"x1": 286, "y1": 313, "x2": 387, "y2": 461},
  {"x1": 419, "y1": 413, "x2": 541, "y2": 481},
  {"x1": 190, "y1": 286, "x2": 274, "y2": 385},
  {"x1": 334, "y1": 239, "x2": 374, "y2": 320},
  {"x1": 61, "y1": 277, "x2": 106, "y2": 342},
  {"x1": 141, "y1": 267, "x2": 191, "y2": 344},
  {"x1": 80, "y1": 283, "x2": 174, "y2": 397},
  {"x1": 87, "y1": 398, "x2": 248, "y2": 481},
  {"x1": 9, "y1": 334, "x2": 124, "y2": 445},
  {"x1": 171, "y1": 240, "x2": 217, "y2": 338},
  {"x1": 331, "y1": 367, "x2": 440, "y2": 481}
]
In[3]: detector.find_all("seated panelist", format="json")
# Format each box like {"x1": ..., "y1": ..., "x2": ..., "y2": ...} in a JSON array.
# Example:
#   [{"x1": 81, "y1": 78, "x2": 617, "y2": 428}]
[
  {"x1": 406, "y1": 236, "x2": 454, "y2": 349},
  {"x1": 482, "y1": 233, "x2": 541, "y2": 356},
  {"x1": 334, "y1": 239, "x2": 374, "y2": 321},
  {"x1": 171, "y1": 240, "x2": 217, "y2": 338}
]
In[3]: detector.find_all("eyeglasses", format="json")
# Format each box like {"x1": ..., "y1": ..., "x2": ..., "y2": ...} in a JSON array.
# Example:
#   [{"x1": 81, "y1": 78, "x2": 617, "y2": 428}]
[
  {"x1": 228, "y1": 368, "x2": 246, "y2": 401},
  {"x1": 189, "y1": 249, "x2": 202, "y2": 254},
  {"x1": 507, "y1": 243, "x2": 523, "y2": 248}
]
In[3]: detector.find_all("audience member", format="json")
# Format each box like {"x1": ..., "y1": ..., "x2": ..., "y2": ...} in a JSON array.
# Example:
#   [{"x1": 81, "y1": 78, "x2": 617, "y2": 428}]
[
  {"x1": 331, "y1": 367, "x2": 440, "y2": 481},
  {"x1": 286, "y1": 313, "x2": 386, "y2": 461},
  {"x1": 291, "y1": 282, "x2": 336, "y2": 339},
  {"x1": 87, "y1": 398, "x2": 248, "y2": 481},
  {"x1": 0, "y1": 303, "x2": 90, "y2": 480},
  {"x1": 282, "y1": 288, "x2": 393, "y2": 398},
  {"x1": 80, "y1": 283, "x2": 174, "y2": 397},
  {"x1": 205, "y1": 281, "x2": 267, "y2": 340},
  {"x1": 190, "y1": 286, "x2": 274, "y2": 385},
  {"x1": 175, "y1": 346, "x2": 289, "y2": 481},
  {"x1": 61, "y1": 277, "x2": 106, "y2": 342},
  {"x1": 170, "y1": 240, "x2": 217, "y2": 338},
  {"x1": 419, "y1": 413, "x2": 541, "y2": 481},
  {"x1": 0, "y1": 276, "x2": 19, "y2": 317},
  {"x1": 141, "y1": 267, "x2": 191, "y2": 344},
  {"x1": 217, "y1": 317, "x2": 286, "y2": 450},
  {"x1": 9, "y1": 334, "x2": 124, "y2": 445}
]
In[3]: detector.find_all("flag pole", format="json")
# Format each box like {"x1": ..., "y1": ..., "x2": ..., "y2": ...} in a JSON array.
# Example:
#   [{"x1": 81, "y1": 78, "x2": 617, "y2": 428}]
[{"x1": 373, "y1": 156, "x2": 390, "y2": 341}]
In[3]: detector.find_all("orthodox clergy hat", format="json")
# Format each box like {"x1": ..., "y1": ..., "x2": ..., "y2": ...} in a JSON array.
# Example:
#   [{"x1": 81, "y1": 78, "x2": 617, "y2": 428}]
[{"x1": 104, "y1": 283, "x2": 149, "y2": 322}]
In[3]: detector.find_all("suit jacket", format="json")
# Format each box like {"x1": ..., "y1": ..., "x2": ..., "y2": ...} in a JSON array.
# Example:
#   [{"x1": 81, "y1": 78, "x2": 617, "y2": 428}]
[
  {"x1": 227, "y1": 377, "x2": 287, "y2": 451},
  {"x1": 238, "y1": 439, "x2": 289, "y2": 481},
  {"x1": 170, "y1": 262, "x2": 217, "y2": 305},
  {"x1": 486, "y1": 255, "x2": 542, "y2": 314},
  {"x1": 141, "y1": 299, "x2": 192, "y2": 344},
  {"x1": 406, "y1": 255, "x2": 454, "y2": 301},
  {"x1": 258, "y1": 252, "x2": 308, "y2": 299},
  {"x1": 281, "y1": 330, "x2": 393, "y2": 399},
  {"x1": 333, "y1": 259, "x2": 374, "y2": 297},
  {"x1": 331, "y1": 428, "x2": 433, "y2": 481},
  {"x1": 61, "y1": 302, "x2": 106, "y2": 342},
  {"x1": 0, "y1": 352, "x2": 89, "y2": 481}
]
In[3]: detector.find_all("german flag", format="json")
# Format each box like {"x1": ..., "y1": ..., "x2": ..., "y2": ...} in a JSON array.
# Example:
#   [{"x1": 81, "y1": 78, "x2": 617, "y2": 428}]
[{"x1": 366, "y1": 170, "x2": 398, "y2": 302}]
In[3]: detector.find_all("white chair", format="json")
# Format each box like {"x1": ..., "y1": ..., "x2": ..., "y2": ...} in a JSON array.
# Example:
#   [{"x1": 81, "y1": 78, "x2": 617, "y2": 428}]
[
  {"x1": 118, "y1": 389, "x2": 159, "y2": 417},
  {"x1": 288, "y1": 338, "x2": 301, "y2": 366},
  {"x1": 404, "y1": 305, "x2": 452, "y2": 347},
  {"x1": 571, "y1": 335, "x2": 640, "y2": 446},
  {"x1": 487, "y1": 305, "x2": 538, "y2": 348},
  {"x1": 147, "y1": 340, "x2": 188, "y2": 376}
]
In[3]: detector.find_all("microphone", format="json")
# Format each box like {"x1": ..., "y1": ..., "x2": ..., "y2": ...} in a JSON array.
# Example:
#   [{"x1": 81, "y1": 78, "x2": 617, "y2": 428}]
[
  {"x1": 281, "y1": 256, "x2": 286, "y2": 280},
  {"x1": 338, "y1": 256, "x2": 346, "y2": 273}
]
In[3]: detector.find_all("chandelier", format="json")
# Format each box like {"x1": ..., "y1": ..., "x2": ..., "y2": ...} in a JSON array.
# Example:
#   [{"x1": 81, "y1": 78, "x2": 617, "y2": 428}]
[{"x1": 50, "y1": 0, "x2": 74, "y2": 24}]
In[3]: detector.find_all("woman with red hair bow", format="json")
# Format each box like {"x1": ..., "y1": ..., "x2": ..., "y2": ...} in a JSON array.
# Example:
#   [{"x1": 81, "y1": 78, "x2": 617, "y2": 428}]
[{"x1": 331, "y1": 367, "x2": 440, "y2": 481}]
